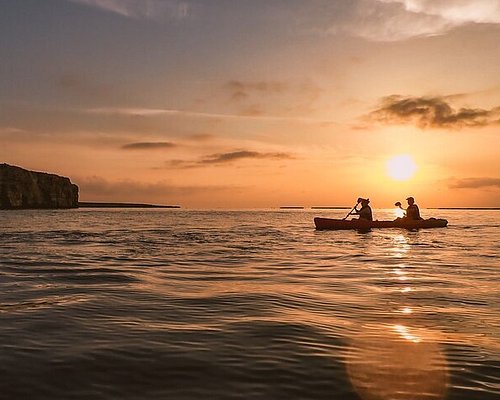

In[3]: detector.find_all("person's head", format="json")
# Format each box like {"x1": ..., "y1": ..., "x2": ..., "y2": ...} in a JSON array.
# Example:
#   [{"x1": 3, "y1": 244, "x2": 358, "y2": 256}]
[
  {"x1": 406, "y1": 196, "x2": 415, "y2": 205},
  {"x1": 360, "y1": 198, "x2": 370, "y2": 206}
]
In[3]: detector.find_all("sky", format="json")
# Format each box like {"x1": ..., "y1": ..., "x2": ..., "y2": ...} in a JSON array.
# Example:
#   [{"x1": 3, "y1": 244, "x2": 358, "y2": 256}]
[{"x1": 1, "y1": 0, "x2": 499, "y2": 208}]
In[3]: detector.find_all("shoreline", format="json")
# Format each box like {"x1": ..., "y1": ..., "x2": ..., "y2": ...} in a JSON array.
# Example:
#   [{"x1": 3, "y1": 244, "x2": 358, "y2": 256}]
[{"x1": 78, "y1": 202, "x2": 181, "y2": 209}]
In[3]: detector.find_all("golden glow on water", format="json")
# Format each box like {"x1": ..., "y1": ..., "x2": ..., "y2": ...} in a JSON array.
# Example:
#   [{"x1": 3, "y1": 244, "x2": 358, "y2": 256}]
[
  {"x1": 391, "y1": 234, "x2": 410, "y2": 257},
  {"x1": 344, "y1": 231, "x2": 450, "y2": 400},
  {"x1": 346, "y1": 324, "x2": 448, "y2": 400},
  {"x1": 0, "y1": 209, "x2": 498, "y2": 399},
  {"x1": 394, "y1": 208, "x2": 405, "y2": 218},
  {"x1": 393, "y1": 324, "x2": 421, "y2": 343},
  {"x1": 392, "y1": 268, "x2": 409, "y2": 282}
]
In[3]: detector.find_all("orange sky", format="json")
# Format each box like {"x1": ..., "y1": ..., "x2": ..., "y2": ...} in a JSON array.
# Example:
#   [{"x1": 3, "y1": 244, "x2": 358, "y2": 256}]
[{"x1": 1, "y1": 1, "x2": 499, "y2": 207}]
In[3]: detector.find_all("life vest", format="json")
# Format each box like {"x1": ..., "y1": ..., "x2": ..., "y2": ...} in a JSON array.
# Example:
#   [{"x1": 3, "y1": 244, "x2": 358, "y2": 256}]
[{"x1": 358, "y1": 205, "x2": 373, "y2": 221}]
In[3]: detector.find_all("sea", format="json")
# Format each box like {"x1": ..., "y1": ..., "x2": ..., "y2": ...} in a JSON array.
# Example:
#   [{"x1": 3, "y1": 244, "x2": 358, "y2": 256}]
[{"x1": 0, "y1": 208, "x2": 498, "y2": 400}]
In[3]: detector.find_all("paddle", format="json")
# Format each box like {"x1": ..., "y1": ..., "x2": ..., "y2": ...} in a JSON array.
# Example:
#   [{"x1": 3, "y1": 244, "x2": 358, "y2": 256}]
[{"x1": 343, "y1": 199, "x2": 361, "y2": 220}]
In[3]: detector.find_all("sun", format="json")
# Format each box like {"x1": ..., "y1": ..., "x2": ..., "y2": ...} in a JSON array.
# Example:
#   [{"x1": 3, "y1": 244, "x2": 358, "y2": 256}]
[{"x1": 386, "y1": 154, "x2": 417, "y2": 181}]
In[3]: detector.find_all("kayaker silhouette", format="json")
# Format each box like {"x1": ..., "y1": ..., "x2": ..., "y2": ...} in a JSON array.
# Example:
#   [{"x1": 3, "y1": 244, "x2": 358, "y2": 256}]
[
  {"x1": 405, "y1": 196, "x2": 422, "y2": 220},
  {"x1": 315, "y1": 196, "x2": 448, "y2": 230},
  {"x1": 395, "y1": 197, "x2": 422, "y2": 220},
  {"x1": 353, "y1": 198, "x2": 373, "y2": 221}
]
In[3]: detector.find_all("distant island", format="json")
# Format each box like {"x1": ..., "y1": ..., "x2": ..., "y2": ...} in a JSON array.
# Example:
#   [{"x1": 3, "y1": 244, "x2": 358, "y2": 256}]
[
  {"x1": 311, "y1": 206, "x2": 351, "y2": 209},
  {"x1": 280, "y1": 206, "x2": 352, "y2": 209},
  {"x1": 78, "y1": 202, "x2": 180, "y2": 209}
]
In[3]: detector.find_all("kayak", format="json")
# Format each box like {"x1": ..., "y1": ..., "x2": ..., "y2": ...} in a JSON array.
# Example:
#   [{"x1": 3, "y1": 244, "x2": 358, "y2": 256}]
[{"x1": 314, "y1": 217, "x2": 448, "y2": 230}]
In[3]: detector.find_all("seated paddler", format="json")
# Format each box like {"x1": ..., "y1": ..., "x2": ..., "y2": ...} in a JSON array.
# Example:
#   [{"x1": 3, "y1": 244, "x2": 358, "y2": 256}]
[
  {"x1": 353, "y1": 198, "x2": 373, "y2": 221},
  {"x1": 395, "y1": 196, "x2": 423, "y2": 221},
  {"x1": 405, "y1": 196, "x2": 422, "y2": 220}
]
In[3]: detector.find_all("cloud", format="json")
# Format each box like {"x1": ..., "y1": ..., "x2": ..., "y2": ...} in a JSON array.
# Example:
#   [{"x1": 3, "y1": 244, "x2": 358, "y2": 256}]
[
  {"x1": 226, "y1": 80, "x2": 288, "y2": 101},
  {"x1": 299, "y1": 0, "x2": 500, "y2": 42},
  {"x1": 449, "y1": 177, "x2": 500, "y2": 189},
  {"x1": 351, "y1": 0, "x2": 454, "y2": 41},
  {"x1": 0, "y1": 102, "x2": 172, "y2": 137},
  {"x1": 0, "y1": 127, "x2": 25, "y2": 135},
  {"x1": 121, "y1": 142, "x2": 176, "y2": 150},
  {"x1": 186, "y1": 133, "x2": 215, "y2": 141},
  {"x1": 161, "y1": 159, "x2": 200, "y2": 170},
  {"x1": 67, "y1": 0, "x2": 190, "y2": 20},
  {"x1": 201, "y1": 150, "x2": 293, "y2": 164},
  {"x1": 161, "y1": 150, "x2": 295, "y2": 169},
  {"x1": 369, "y1": 95, "x2": 500, "y2": 128},
  {"x1": 380, "y1": 0, "x2": 500, "y2": 24},
  {"x1": 87, "y1": 106, "x2": 333, "y2": 124},
  {"x1": 223, "y1": 79, "x2": 322, "y2": 118}
]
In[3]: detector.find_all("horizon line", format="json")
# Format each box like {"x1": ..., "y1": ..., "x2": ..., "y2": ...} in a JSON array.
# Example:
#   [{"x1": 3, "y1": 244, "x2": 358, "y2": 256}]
[{"x1": 77, "y1": 201, "x2": 500, "y2": 210}]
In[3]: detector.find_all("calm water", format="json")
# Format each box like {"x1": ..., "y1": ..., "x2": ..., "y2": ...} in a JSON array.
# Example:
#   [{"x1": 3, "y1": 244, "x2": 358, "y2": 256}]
[{"x1": 0, "y1": 209, "x2": 498, "y2": 400}]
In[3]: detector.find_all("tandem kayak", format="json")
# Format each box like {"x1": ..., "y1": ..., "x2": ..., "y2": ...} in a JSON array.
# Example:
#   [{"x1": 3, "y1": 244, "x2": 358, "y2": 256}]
[{"x1": 314, "y1": 217, "x2": 448, "y2": 230}]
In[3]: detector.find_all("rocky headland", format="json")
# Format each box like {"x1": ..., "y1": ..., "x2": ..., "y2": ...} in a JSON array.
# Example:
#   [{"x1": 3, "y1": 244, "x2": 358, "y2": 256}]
[{"x1": 0, "y1": 164, "x2": 79, "y2": 209}]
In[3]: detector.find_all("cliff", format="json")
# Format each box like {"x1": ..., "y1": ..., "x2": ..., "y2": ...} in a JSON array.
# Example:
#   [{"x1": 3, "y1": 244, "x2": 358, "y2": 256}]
[{"x1": 0, "y1": 164, "x2": 79, "y2": 209}]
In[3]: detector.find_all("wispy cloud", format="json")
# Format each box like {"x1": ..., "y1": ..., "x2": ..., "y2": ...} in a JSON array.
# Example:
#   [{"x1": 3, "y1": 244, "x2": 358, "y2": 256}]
[
  {"x1": 67, "y1": 0, "x2": 190, "y2": 20},
  {"x1": 369, "y1": 95, "x2": 500, "y2": 128},
  {"x1": 380, "y1": 0, "x2": 500, "y2": 24},
  {"x1": 0, "y1": 127, "x2": 25, "y2": 135},
  {"x1": 304, "y1": 0, "x2": 500, "y2": 41},
  {"x1": 162, "y1": 150, "x2": 295, "y2": 169},
  {"x1": 161, "y1": 159, "x2": 200, "y2": 170},
  {"x1": 226, "y1": 80, "x2": 288, "y2": 101},
  {"x1": 449, "y1": 177, "x2": 500, "y2": 189},
  {"x1": 351, "y1": 0, "x2": 453, "y2": 41},
  {"x1": 223, "y1": 79, "x2": 322, "y2": 117},
  {"x1": 86, "y1": 106, "x2": 335, "y2": 124},
  {"x1": 201, "y1": 150, "x2": 293, "y2": 164},
  {"x1": 121, "y1": 142, "x2": 176, "y2": 150},
  {"x1": 187, "y1": 133, "x2": 215, "y2": 141}
]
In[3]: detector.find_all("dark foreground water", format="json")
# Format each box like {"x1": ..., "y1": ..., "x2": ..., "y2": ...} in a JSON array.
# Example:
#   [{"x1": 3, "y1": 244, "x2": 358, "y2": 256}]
[{"x1": 0, "y1": 209, "x2": 498, "y2": 400}]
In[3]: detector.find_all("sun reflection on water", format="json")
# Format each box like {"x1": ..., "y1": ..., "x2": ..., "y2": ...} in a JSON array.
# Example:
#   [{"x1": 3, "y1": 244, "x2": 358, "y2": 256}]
[
  {"x1": 344, "y1": 231, "x2": 448, "y2": 400},
  {"x1": 391, "y1": 234, "x2": 411, "y2": 257},
  {"x1": 399, "y1": 307, "x2": 413, "y2": 315},
  {"x1": 345, "y1": 324, "x2": 448, "y2": 400},
  {"x1": 394, "y1": 208, "x2": 405, "y2": 219},
  {"x1": 393, "y1": 324, "x2": 420, "y2": 342},
  {"x1": 392, "y1": 267, "x2": 410, "y2": 282}
]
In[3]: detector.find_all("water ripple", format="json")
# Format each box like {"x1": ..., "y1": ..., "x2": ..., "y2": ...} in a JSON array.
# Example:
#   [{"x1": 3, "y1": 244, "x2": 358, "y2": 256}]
[{"x1": 0, "y1": 209, "x2": 498, "y2": 399}]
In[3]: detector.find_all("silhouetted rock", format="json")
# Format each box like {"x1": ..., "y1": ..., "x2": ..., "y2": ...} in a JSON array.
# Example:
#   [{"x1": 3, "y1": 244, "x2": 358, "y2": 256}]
[{"x1": 0, "y1": 164, "x2": 78, "y2": 209}]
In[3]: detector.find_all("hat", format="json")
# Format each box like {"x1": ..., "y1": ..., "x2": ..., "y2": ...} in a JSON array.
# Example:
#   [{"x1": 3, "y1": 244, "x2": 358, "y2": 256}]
[
  {"x1": 358, "y1": 197, "x2": 370, "y2": 203},
  {"x1": 406, "y1": 196, "x2": 414, "y2": 201}
]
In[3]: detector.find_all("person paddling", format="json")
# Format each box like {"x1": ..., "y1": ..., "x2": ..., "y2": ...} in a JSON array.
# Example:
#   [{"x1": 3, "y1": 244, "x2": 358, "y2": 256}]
[{"x1": 353, "y1": 198, "x2": 373, "y2": 221}]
